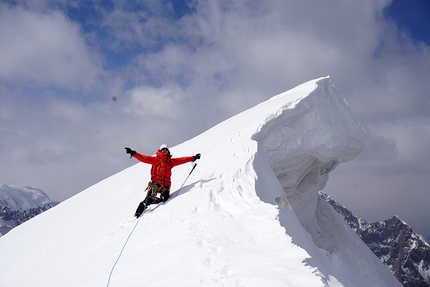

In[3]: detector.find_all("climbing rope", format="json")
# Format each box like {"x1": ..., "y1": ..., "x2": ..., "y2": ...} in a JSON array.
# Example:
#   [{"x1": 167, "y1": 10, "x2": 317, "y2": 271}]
[
  {"x1": 106, "y1": 216, "x2": 141, "y2": 287},
  {"x1": 106, "y1": 163, "x2": 197, "y2": 286}
]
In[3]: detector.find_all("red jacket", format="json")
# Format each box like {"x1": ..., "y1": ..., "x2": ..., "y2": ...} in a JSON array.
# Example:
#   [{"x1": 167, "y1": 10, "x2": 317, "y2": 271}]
[{"x1": 133, "y1": 149, "x2": 194, "y2": 187}]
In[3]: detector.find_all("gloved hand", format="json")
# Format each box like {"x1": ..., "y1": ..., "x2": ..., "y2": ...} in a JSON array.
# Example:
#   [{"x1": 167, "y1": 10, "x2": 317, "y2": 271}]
[
  {"x1": 193, "y1": 153, "x2": 201, "y2": 162},
  {"x1": 125, "y1": 147, "x2": 136, "y2": 158}
]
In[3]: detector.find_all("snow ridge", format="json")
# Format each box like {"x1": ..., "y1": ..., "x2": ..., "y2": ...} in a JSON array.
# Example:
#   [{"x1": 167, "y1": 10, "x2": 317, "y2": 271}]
[
  {"x1": 0, "y1": 77, "x2": 402, "y2": 287},
  {"x1": 250, "y1": 78, "x2": 400, "y2": 286}
]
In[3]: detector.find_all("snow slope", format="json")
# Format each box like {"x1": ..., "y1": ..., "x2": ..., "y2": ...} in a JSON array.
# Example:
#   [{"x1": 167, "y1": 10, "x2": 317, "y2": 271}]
[{"x1": 0, "y1": 77, "x2": 402, "y2": 287}]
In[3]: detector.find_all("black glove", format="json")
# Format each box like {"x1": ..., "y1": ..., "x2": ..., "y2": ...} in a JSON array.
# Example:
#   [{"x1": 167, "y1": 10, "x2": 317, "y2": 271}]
[
  {"x1": 125, "y1": 147, "x2": 136, "y2": 158},
  {"x1": 193, "y1": 153, "x2": 201, "y2": 162}
]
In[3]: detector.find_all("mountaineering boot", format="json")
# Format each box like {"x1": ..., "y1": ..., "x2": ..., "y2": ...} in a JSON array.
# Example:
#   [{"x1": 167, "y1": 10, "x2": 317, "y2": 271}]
[{"x1": 135, "y1": 201, "x2": 147, "y2": 218}]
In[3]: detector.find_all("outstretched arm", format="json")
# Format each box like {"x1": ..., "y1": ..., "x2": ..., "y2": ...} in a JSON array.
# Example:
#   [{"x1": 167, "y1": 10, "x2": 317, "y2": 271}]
[
  {"x1": 171, "y1": 153, "x2": 201, "y2": 167},
  {"x1": 125, "y1": 147, "x2": 157, "y2": 164}
]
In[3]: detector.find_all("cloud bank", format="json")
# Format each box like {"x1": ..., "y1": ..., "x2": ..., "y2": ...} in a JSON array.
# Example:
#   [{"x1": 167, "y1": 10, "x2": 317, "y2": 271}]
[{"x1": 0, "y1": 0, "x2": 429, "y2": 240}]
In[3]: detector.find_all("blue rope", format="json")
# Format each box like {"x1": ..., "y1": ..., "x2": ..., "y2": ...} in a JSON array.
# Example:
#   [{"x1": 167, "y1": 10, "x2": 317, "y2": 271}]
[{"x1": 106, "y1": 216, "x2": 141, "y2": 287}]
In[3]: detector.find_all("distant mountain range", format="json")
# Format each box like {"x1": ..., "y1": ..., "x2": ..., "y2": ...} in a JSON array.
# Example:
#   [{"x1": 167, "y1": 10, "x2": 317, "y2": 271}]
[
  {"x1": 0, "y1": 184, "x2": 58, "y2": 236},
  {"x1": 321, "y1": 192, "x2": 430, "y2": 287}
]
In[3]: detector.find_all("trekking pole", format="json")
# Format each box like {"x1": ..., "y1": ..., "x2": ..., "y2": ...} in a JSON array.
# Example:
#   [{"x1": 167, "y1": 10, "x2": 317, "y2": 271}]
[{"x1": 173, "y1": 163, "x2": 197, "y2": 199}]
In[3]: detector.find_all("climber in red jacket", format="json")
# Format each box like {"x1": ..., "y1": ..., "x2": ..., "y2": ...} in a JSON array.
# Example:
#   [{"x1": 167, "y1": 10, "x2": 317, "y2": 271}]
[{"x1": 125, "y1": 144, "x2": 200, "y2": 218}]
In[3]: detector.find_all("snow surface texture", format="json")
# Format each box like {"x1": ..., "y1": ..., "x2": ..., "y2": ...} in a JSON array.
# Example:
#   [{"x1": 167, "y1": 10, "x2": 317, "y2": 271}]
[{"x1": 0, "y1": 77, "x2": 402, "y2": 287}]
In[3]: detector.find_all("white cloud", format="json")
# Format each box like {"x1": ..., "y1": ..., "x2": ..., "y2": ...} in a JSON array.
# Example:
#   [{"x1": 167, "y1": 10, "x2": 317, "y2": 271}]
[
  {"x1": 127, "y1": 84, "x2": 185, "y2": 118},
  {"x1": 1, "y1": 0, "x2": 430, "y2": 240},
  {"x1": 0, "y1": 5, "x2": 101, "y2": 90},
  {"x1": 374, "y1": 120, "x2": 430, "y2": 172}
]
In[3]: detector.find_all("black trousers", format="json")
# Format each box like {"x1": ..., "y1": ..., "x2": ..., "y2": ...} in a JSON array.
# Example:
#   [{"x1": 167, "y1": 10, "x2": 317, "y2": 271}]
[{"x1": 134, "y1": 184, "x2": 170, "y2": 217}]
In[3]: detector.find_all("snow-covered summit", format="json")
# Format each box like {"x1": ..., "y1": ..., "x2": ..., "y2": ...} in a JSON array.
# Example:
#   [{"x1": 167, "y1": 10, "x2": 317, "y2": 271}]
[
  {"x1": 0, "y1": 184, "x2": 59, "y2": 236},
  {"x1": 0, "y1": 77, "x2": 402, "y2": 287},
  {"x1": 0, "y1": 184, "x2": 54, "y2": 211}
]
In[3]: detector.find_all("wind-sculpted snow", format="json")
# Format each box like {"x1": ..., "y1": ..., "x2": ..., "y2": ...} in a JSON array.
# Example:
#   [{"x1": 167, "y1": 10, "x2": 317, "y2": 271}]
[
  {"x1": 252, "y1": 77, "x2": 365, "y2": 243},
  {"x1": 0, "y1": 77, "x2": 402, "y2": 287}
]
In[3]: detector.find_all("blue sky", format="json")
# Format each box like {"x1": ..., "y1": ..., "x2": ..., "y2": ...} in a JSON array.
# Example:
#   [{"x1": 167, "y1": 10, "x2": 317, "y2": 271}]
[
  {"x1": 1, "y1": 0, "x2": 429, "y2": 242},
  {"x1": 384, "y1": 0, "x2": 430, "y2": 45}
]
